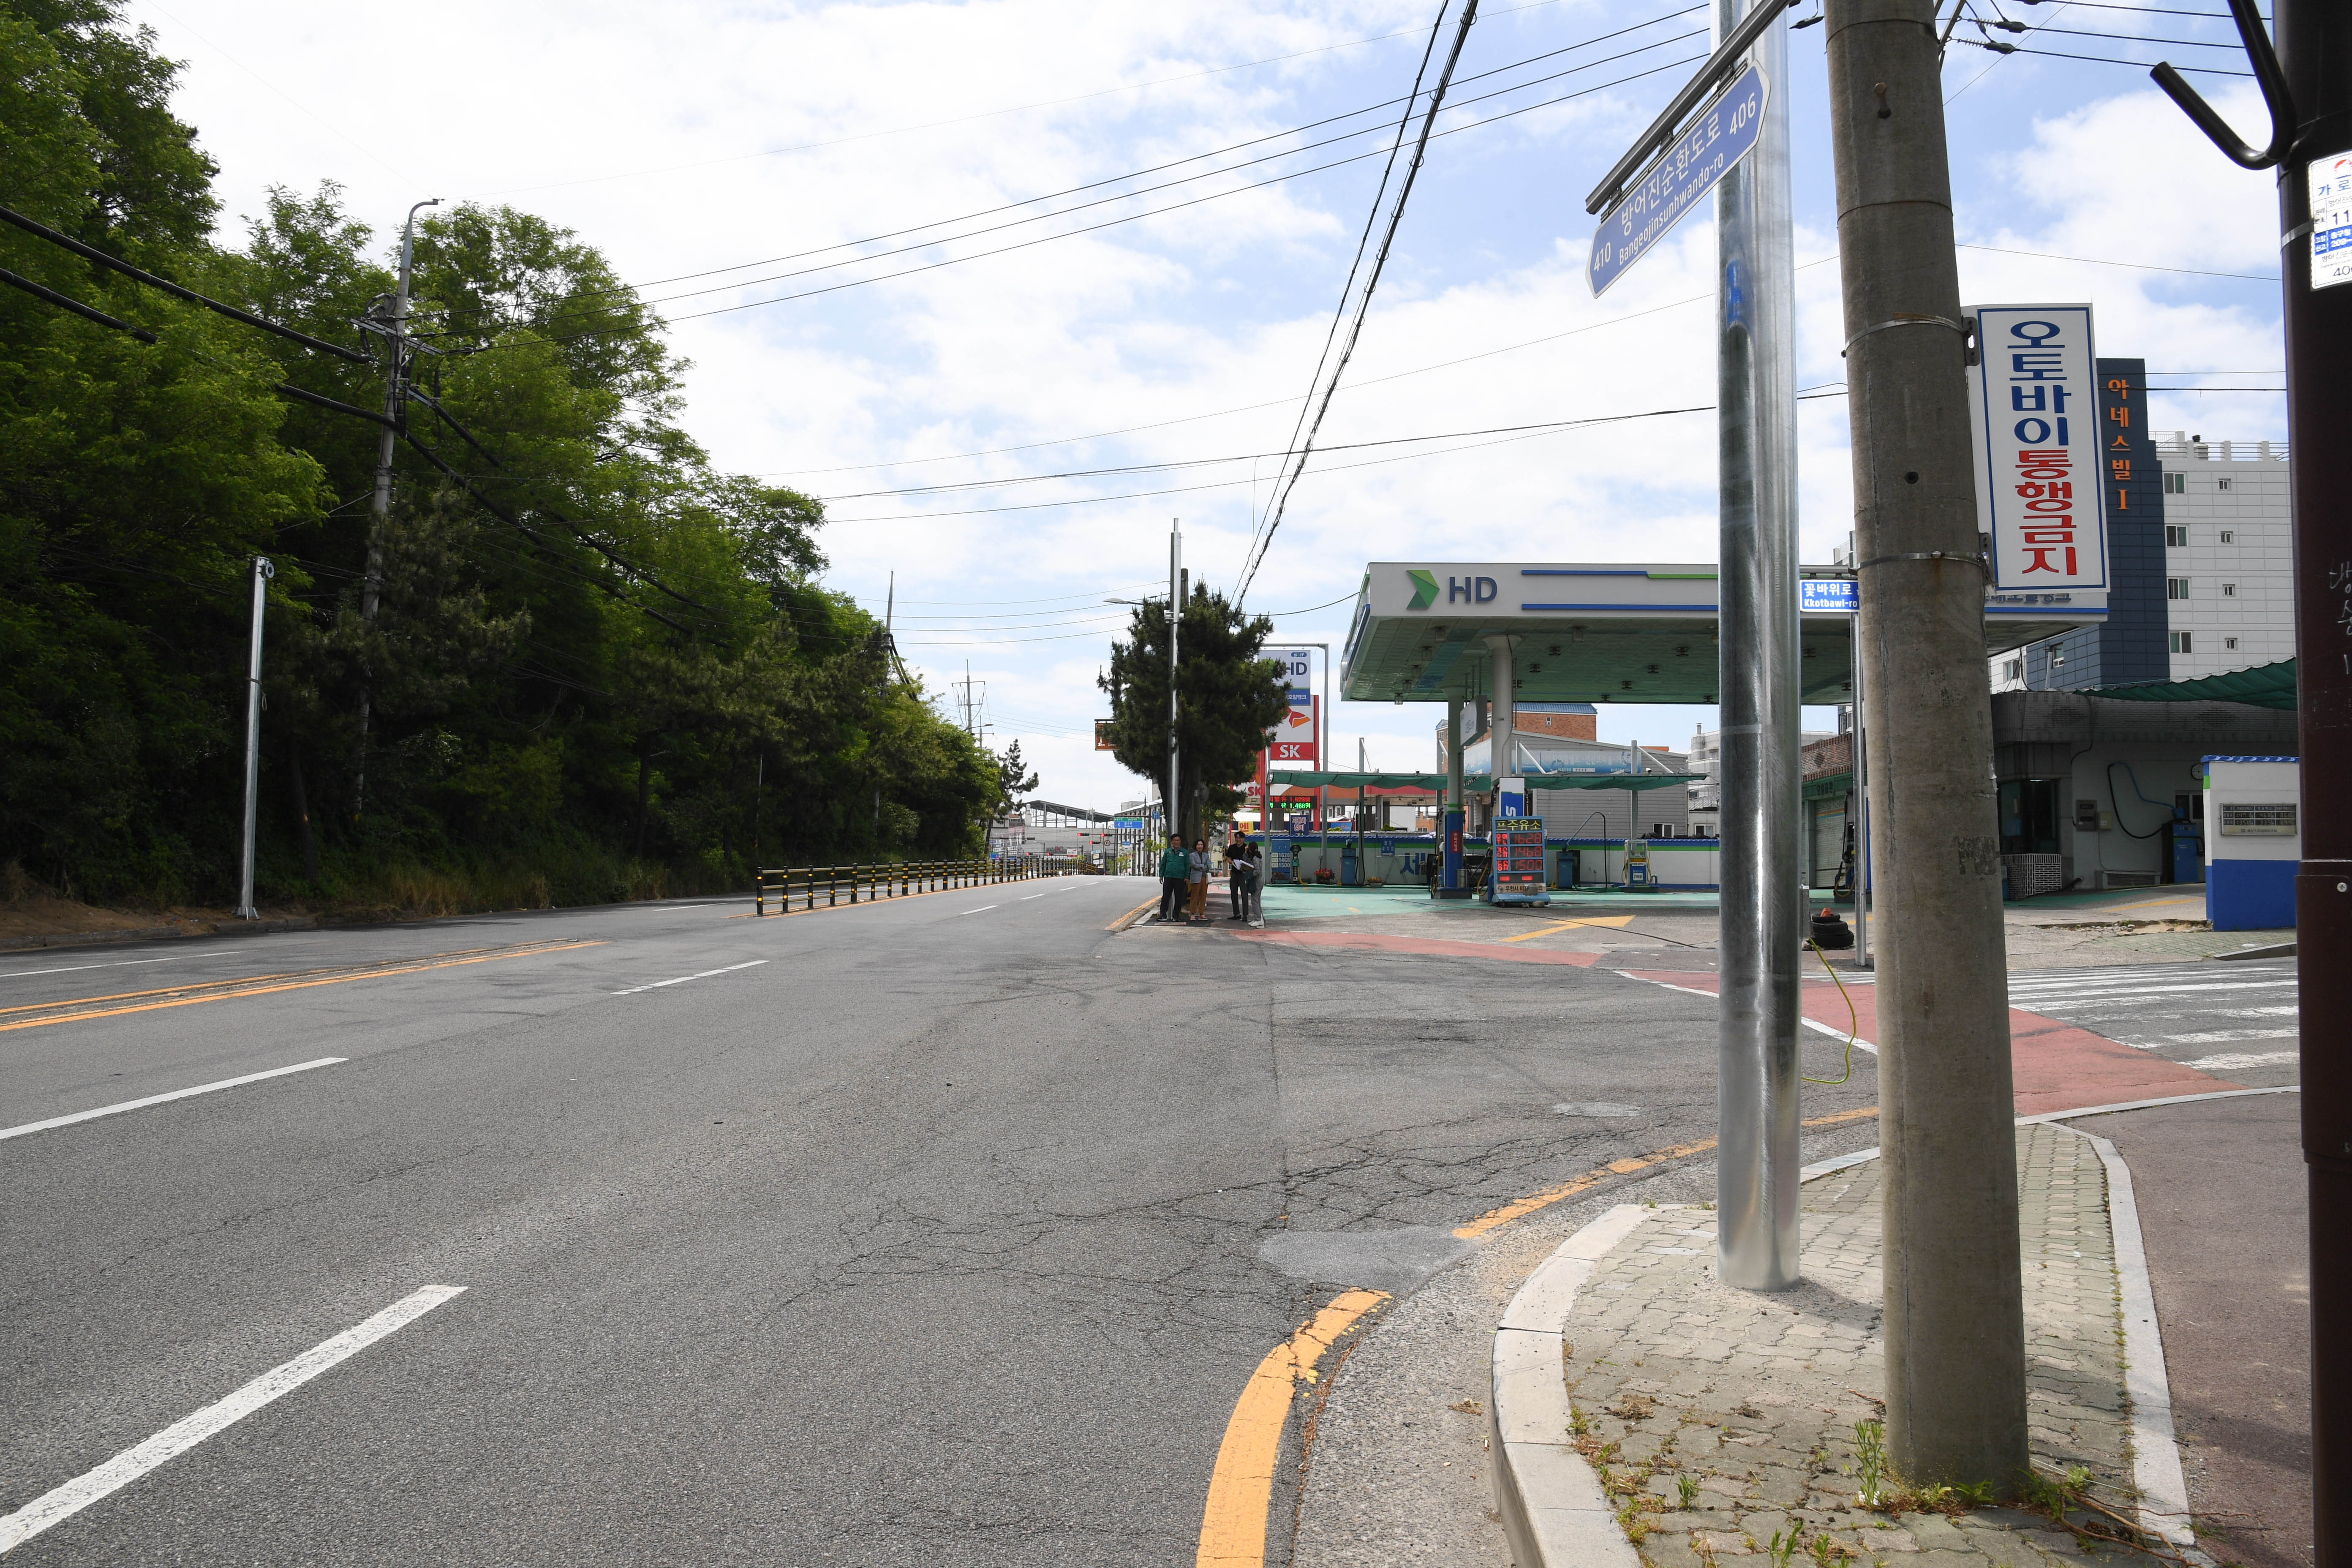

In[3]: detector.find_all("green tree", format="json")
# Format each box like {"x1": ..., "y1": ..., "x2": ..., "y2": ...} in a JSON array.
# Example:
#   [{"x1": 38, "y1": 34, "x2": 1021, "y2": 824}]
[
  {"x1": 992, "y1": 740, "x2": 1039, "y2": 806},
  {"x1": 1098, "y1": 586, "x2": 1286, "y2": 841}
]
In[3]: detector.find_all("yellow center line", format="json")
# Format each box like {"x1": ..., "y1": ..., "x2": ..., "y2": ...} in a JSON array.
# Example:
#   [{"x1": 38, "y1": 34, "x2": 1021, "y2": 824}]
[
  {"x1": 1498, "y1": 914, "x2": 1638, "y2": 942},
  {"x1": 0, "y1": 941, "x2": 607, "y2": 1034},
  {"x1": 1195, "y1": 1289, "x2": 1388, "y2": 1567},
  {"x1": 1451, "y1": 1104, "x2": 1879, "y2": 1239},
  {"x1": 0, "y1": 939, "x2": 583, "y2": 1017}
]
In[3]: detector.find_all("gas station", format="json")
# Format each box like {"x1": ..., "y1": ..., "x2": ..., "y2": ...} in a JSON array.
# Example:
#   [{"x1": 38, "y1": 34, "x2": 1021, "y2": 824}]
[{"x1": 1260, "y1": 559, "x2": 2106, "y2": 903}]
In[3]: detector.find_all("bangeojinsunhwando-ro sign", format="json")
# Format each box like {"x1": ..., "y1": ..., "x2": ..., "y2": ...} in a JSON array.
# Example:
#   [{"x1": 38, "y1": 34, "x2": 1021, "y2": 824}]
[{"x1": 1965, "y1": 304, "x2": 2110, "y2": 593}]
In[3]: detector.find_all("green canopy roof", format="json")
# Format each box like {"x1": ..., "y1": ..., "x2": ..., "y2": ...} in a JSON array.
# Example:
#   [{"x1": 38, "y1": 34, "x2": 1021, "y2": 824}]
[
  {"x1": 2083, "y1": 658, "x2": 2296, "y2": 711},
  {"x1": 1269, "y1": 770, "x2": 1699, "y2": 793}
]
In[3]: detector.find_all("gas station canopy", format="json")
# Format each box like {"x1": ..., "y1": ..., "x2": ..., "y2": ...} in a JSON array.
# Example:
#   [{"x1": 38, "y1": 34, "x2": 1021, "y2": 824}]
[
  {"x1": 1340, "y1": 562, "x2": 2107, "y2": 705},
  {"x1": 1269, "y1": 770, "x2": 1697, "y2": 794}
]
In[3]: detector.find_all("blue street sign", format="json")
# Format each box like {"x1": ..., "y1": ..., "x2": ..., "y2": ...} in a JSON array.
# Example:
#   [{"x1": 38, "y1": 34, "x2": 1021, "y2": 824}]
[
  {"x1": 1799, "y1": 577, "x2": 1858, "y2": 613},
  {"x1": 1588, "y1": 63, "x2": 1769, "y2": 298}
]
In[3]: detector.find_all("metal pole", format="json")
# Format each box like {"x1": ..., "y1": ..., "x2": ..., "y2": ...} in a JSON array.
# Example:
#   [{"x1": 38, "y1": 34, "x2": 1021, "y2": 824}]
[
  {"x1": 354, "y1": 199, "x2": 439, "y2": 819},
  {"x1": 1852, "y1": 616, "x2": 1872, "y2": 968},
  {"x1": 235, "y1": 557, "x2": 274, "y2": 920},
  {"x1": 1444, "y1": 692, "x2": 1465, "y2": 891},
  {"x1": 1826, "y1": 0, "x2": 2028, "y2": 1489},
  {"x1": 1714, "y1": 0, "x2": 1802, "y2": 1292},
  {"x1": 2270, "y1": 0, "x2": 2352, "y2": 1543},
  {"x1": 1168, "y1": 521, "x2": 1182, "y2": 849}
]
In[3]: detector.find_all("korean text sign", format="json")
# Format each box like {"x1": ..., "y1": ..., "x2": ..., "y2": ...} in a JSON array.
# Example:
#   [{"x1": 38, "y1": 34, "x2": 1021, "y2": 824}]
[
  {"x1": 1588, "y1": 63, "x2": 1768, "y2": 297},
  {"x1": 1967, "y1": 304, "x2": 2109, "y2": 591}
]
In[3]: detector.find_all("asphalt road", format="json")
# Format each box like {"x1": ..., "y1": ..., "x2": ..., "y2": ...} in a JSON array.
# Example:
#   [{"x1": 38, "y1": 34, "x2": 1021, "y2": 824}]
[
  {"x1": 2003, "y1": 959, "x2": 2301, "y2": 1089},
  {"x1": 0, "y1": 877, "x2": 1880, "y2": 1565}
]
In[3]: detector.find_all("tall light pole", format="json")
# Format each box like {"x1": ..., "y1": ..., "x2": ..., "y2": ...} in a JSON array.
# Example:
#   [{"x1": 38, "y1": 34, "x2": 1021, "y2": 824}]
[
  {"x1": 1168, "y1": 520, "x2": 1182, "y2": 847},
  {"x1": 353, "y1": 197, "x2": 439, "y2": 819},
  {"x1": 235, "y1": 557, "x2": 275, "y2": 920},
  {"x1": 1714, "y1": 0, "x2": 1804, "y2": 1293}
]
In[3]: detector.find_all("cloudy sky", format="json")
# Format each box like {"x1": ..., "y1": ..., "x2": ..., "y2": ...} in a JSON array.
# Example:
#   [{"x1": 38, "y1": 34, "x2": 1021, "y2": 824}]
[{"x1": 131, "y1": 0, "x2": 2285, "y2": 811}]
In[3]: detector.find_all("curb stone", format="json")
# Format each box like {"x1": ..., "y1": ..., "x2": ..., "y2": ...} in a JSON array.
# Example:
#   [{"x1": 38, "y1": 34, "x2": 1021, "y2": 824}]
[
  {"x1": 1487, "y1": 1203, "x2": 1653, "y2": 1568},
  {"x1": 0, "y1": 916, "x2": 318, "y2": 953}
]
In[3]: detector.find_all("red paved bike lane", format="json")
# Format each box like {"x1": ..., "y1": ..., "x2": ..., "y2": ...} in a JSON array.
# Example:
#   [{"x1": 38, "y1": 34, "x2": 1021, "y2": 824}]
[{"x1": 1617, "y1": 971, "x2": 2243, "y2": 1113}]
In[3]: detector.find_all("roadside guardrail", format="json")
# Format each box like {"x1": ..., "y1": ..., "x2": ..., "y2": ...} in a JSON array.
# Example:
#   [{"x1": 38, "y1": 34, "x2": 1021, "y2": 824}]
[{"x1": 752, "y1": 856, "x2": 1077, "y2": 916}]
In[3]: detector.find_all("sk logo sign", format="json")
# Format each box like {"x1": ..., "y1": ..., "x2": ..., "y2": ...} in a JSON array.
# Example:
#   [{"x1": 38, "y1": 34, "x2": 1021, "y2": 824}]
[{"x1": 1407, "y1": 569, "x2": 1440, "y2": 610}]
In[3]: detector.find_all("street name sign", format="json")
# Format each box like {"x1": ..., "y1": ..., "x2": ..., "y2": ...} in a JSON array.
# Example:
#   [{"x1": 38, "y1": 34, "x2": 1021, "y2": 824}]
[
  {"x1": 1798, "y1": 578, "x2": 1857, "y2": 613},
  {"x1": 1588, "y1": 62, "x2": 1768, "y2": 297}
]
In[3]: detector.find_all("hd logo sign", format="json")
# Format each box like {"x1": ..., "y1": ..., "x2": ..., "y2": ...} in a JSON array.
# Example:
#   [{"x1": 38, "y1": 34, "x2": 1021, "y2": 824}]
[{"x1": 1406, "y1": 569, "x2": 1496, "y2": 610}]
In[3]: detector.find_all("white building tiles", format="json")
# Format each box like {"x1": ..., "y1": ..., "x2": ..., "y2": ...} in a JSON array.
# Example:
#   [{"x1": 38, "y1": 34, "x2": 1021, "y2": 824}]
[{"x1": 2151, "y1": 432, "x2": 2293, "y2": 680}]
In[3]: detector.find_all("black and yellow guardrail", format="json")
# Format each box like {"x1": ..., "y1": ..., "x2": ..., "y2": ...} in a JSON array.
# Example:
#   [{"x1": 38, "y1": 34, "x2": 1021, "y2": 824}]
[{"x1": 751, "y1": 855, "x2": 1079, "y2": 916}]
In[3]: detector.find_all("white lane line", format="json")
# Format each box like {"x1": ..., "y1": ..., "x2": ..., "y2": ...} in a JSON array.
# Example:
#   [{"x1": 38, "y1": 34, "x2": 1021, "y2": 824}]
[
  {"x1": 1020, "y1": 893, "x2": 1046, "y2": 900},
  {"x1": 0, "y1": 1284, "x2": 466, "y2": 1554},
  {"x1": 956, "y1": 905, "x2": 1000, "y2": 915},
  {"x1": 0, "y1": 1058, "x2": 346, "y2": 1144},
  {"x1": 2182, "y1": 1049, "x2": 2300, "y2": 1073},
  {"x1": 610, "y1": 959, "x2": 767, "y2": 996},
  {"x1": 2005, "y1": 980, "x2": 2297, "y2": 999},
  {"x1": 0, "y1": 953, "x2": 210, "y2": 981}
]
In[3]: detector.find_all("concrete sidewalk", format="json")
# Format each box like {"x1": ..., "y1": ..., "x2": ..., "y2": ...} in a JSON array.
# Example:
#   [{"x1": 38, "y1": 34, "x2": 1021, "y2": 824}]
[{"x1": 1490, "y1": 1122, "x2": 2208, "y2": 1568}]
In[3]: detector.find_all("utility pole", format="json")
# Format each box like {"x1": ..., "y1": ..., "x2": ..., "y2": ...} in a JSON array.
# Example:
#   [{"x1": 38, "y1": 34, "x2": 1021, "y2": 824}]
[
  {"x1": 353, "y1": 197, "x2": 439, "y2": 819},
  {"x1": 1168, "y1": 520, "x2": 1182, "y2": 847},
  {"x1": 2146, "y1": 0, "x2": 2350, "y2": 1546},
  {"x1": 1825, "y1": 0, "x2": 2027, "y2": 1492},
  {"x1": 1713, "y1": 0, "x2": 1803, "y2": 1294},
  {"x1": 234, "y1": 557, "x2": 275, "y2": 921}
]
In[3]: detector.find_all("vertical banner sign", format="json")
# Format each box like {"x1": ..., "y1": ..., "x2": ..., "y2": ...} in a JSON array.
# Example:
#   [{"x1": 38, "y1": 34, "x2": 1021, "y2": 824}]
[
  {"x1": 2311, "y1": 152, "x2": 2352, "y2": 290},
  {"x1": 1967, "y1": 304, "x2": 2110, "y2": 592},
  {"x1": 1266, "y1": 648, "x2": 1318, "y2": 765}
]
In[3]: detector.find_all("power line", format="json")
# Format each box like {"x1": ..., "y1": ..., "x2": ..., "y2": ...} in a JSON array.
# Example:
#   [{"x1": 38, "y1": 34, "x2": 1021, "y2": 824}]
[
  {"x1": 452, "y1": 49, "x2": 1707, "y2": 355},
  {"x1": 1238, "y1": 0, "x2": 1483, "y2": 606},
  {"x1": 429, "y1": 5, "x2": 1709, "y2": 337},
  {"x1": 0, "y1": 203, "x2": 372, "y2": 364},
  {"x1": 1957, "y1": 36, "x2": 2251, "y2": 71}
]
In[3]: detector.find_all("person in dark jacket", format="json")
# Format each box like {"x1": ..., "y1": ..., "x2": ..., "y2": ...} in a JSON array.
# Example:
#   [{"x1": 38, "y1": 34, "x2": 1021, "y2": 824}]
[{"x1": 1158, "y1": 840, "x2": 1192, "y2": 922}]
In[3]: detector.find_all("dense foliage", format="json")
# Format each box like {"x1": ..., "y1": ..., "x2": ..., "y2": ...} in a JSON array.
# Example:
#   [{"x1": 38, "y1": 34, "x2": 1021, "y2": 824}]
[
  {"x1": 0, "y1": 0, "x2": 1001, "y2": 909},
  {"x1": 1097, "y1": 587, "x2": 1286, "y2": 841}
]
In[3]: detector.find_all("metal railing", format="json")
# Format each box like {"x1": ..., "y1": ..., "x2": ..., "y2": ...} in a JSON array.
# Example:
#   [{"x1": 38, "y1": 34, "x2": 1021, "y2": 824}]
[{"x1": 752, "y1": 856, "x2": 1072, "y2": 915}]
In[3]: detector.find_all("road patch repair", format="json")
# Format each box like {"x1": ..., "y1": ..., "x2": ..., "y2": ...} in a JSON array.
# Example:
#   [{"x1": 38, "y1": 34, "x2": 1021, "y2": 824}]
[{"x1": 1484, "y1": 1101, "x2": 2282, "y2": 1568}]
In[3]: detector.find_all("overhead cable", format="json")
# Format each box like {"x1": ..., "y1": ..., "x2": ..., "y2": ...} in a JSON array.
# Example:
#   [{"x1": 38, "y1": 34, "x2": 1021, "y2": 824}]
[
  {"x1": 1237, "y1": 0, "x2": 1483, "y2": 607},
  {"x1": 0, "y1": 203, "x2": 373, "y2": 364}
]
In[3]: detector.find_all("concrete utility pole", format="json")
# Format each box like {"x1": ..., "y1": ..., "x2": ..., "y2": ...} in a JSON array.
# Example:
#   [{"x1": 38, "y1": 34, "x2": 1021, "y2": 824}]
[
  {"x1": 235, "y1": 557, "x2": 275, "y2": 921},
  {"x1": 353, "y1": 197, "x2": 439, "y2": 819},
  {"x1": 1824, "y1": 0, "x2": 2027, "y2": 1491},
  {"x1": 1168, "y1": 520, "x2": 1182, "y2": 847},
  {"x1": 2148, "y1": 0, "x2": 2352, "y2": 1545},
  {"x1": 1714, "y1": 0, "x2": 1803, "y2": 1293}
]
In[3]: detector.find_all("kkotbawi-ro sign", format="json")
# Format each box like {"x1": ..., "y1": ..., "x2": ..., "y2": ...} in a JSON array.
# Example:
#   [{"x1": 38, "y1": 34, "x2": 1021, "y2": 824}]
[{"x1": 1588, "y1": 61, "x2": 1767, "y2": 297}]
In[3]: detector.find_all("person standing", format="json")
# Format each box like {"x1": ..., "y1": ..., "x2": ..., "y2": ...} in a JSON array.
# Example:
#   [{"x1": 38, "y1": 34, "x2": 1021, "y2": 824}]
[
  {"x1": 1235, "y1": 839, "x2": 1263, "y2": 924},
  {"x1": 1187, "y1": 836, "x2": 1211, "y2": 922},
  {"x1": 1158, "y1": 837, "x2": 1191, "y2": 923},
  {"x1": 1224, "y1": 836, "x2": 1250, "y2": 920}
]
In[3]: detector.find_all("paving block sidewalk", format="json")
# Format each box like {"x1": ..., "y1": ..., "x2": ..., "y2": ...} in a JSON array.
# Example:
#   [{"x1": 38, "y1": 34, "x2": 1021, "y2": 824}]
[{"x1": 1528, "y1": 1125, "x2": 2194, "y2": 1568}]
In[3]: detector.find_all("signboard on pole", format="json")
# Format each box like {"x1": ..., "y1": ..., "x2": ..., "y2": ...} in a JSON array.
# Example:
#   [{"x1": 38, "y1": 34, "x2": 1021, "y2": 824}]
[
  {"x1": 1965, "y1": 303, "x2": 2110, "y2": 592},
  {"x1": 2311, "y1": 152, "x2": 2352, "y2": 290},
  {"x1": 1588, "y1": 63, "x2": 1769, "y2": 297},
  {"x1": 1798, "y1": 577, "x2": 1857, "y2": 613},
  {"x1": 1267, "y1": 647, "x2": 1314, "y2": 702},
  {"x1": 1267, "y1": 697, "x2": 1318, "y2": 764}
]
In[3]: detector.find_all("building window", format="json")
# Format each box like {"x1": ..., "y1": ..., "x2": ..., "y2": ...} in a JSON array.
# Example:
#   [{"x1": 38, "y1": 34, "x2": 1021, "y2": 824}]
[
  {"x1": 2217, "y1": 476, "x2": 2234, "y2": 491},
  {"x1": 2224, "y1": 636, "x2": 2240, "y2": 650},
  {"x1": 2170, "y1": 631, "x2": 2194, "y2": 654},
  {"x1": 2167, "y1": 577, "x2": 2191, "y2": 600},
  {"x1": 2163, "y1": 472, "x2": 2186, "y2": 494},
  {"x1": 2165, "y1": 524, "x2": 2189, "y2": 546},
  {"x1": 2219, "y1": 530, "x2": 2235, "y2": 543},
  {"x1": 2222, "y1": 582, "x2": 2237, "y2": 596},
  {"x1": 2002, "y1": 658, "x2": 2023, "y2": 681}
]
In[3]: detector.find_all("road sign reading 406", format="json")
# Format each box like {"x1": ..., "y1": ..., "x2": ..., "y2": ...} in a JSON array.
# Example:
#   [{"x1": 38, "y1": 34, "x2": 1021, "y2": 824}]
[{"x1": 1588, "y1": 63, "x2": 1769, "y2": 297}]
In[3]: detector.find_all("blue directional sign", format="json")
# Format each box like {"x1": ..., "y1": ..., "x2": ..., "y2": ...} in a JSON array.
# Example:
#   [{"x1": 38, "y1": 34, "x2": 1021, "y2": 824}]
[
  {"x1": 1799, "y1": 577, "x2": 1858, "y2": 613},
  {"x1": 1588, "y1": 63, "x2": 1770, "y2": 298}
]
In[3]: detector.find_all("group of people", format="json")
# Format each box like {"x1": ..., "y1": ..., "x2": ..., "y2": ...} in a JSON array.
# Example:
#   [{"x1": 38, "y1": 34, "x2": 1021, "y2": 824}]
[{"x1": 1157, "y1": 834, "x2": 1264, "y2": 925}]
